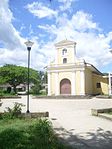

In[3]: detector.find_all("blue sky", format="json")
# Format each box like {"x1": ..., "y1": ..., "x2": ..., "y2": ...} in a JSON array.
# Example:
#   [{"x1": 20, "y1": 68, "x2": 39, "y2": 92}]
[{"x1": 0, "y1": 0, "x2": 112, "y2": 72}]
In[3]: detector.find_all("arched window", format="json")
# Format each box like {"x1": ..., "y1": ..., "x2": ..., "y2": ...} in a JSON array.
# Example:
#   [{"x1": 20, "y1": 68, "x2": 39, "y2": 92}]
[
  {"x1": 63, "y1": 58, "x2": 67, "y2": 63},
  {"x1": 62, "y1": 49, "x2": 67, "y2": 55}
]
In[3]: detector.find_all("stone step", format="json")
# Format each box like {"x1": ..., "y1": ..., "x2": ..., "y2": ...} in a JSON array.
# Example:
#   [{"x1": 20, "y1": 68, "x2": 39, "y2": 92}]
[{"x1": 33, "y1": 95, "x2": 92, "y2": 99}]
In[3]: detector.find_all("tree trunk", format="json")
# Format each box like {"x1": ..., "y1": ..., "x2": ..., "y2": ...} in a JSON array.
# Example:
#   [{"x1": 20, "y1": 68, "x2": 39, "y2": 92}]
[{"x1": 13, "y1": 85, "x2": 17, "y2": 94}]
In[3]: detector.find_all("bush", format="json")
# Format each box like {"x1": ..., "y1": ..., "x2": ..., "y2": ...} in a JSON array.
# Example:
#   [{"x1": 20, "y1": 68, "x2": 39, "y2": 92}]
[
  {"x1": 3, "y1": 102, "x2": 25, "y2": 119},
  {"x1": 30, "y1": 83, "x2": 41, "y2": 95},
  {"x1": 0, "y1": 128, "x2": 26, "y2": 149},
  {"x1": 29, "y1": 119, "x2": 54, "y2": 148},
  {"x1": 0, "y1": 89, "x2": 4, "y2": 97}
]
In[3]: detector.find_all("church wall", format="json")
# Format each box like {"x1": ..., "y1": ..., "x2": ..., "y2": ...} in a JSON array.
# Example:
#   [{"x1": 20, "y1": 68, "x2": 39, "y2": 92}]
[
  {"x1": 101, "y1": 78, "x2": 108, "y2": 95},
  {"x1": 50, "y1": 71, "x2": 73, "y2": 95},
  {"x1": 58, "y1": 72, "x2": 72, "y2": 82},
  {"x1": 58, "y1": 71, "x2": 72, "y2": 94},
  {"x1": 85, "y1": 68, "x2": 93, "y2": 94},
  {"x1": 75, "y1": 71, "x2": 81, "y2": 95},
  {"x1": 92, "y1": 74, "x2": 108, "y2": 95}
]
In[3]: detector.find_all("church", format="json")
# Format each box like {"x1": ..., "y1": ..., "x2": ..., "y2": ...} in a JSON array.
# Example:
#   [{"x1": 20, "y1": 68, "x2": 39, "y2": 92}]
[{"x1": 47, "y1": 40, "x2": 111, "y2": 96}]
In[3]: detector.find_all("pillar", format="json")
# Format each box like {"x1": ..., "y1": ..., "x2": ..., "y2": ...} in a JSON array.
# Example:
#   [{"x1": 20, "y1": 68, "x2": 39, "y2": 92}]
[
  {"x1": 48, "y1": 72, "x2": 51, "y2": 95},
  {"x1": 80, "y1": 70, "x2": 85, "y2": 95},
  {"x1": 55, "y1": 72, "x2": 59, "y2": 95},
  {"x1": 72, "y1": 71, "x2": 76, "y2": 95}
]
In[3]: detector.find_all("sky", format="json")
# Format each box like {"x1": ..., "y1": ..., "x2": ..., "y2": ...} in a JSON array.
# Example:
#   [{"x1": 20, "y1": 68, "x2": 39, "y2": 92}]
[{"x1": 0, "y1": 0, "x2": 112, "y2": 72}]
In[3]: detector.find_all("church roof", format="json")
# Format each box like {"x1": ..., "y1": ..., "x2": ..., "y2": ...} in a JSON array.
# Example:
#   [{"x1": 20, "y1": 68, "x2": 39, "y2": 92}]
[
  {"x1": 86, "y1": 63, "x2": 103, "y2": 75},
  {"x1": 55, "y1": 40, "x2": 76, "y2": 47}
]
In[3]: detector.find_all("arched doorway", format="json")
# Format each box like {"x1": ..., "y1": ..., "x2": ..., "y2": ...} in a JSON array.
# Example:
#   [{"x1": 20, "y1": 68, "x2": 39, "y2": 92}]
[{"x1": 60, "y1": 79, "x2": 71, "y2": 95}]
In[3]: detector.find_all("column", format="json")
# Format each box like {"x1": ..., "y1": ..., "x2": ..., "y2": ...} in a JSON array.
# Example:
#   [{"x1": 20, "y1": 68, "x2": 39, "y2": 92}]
[
  {"x1": 55, "y1": 72, "x2": 59, "y2": 95},
  {"x1": 72, "y1": 71, "x2": 76, "y2": 95},
  {"x1": 109, "y1": 73, "x2": 111, "y2": 95},
  {"x1": 55, "y1": 49, "x2": 58, "y2": 65},
  {"x1": 80, "y1": 70, "x2": 85, "y2": 95},
  {"x1": 48, "y1": 72, "x2": 51, "y2": 96}
]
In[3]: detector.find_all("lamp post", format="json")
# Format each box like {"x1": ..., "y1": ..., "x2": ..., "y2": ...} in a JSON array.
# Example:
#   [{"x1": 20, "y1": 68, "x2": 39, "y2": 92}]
[{"x1": 24, "y1": 40, "x2": 34, "y2": 113}]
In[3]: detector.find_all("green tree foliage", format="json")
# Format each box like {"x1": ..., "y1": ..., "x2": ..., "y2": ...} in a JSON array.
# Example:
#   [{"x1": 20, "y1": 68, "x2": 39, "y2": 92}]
[{"x1": 0, "y1": 64, "x2": 41, "y2": 94}]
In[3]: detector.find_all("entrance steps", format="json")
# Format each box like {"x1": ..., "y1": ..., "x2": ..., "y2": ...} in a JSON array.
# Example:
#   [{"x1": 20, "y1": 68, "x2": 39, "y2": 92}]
[{"x1": 33, "y1": 95, "x2": 92, "y2": 99}]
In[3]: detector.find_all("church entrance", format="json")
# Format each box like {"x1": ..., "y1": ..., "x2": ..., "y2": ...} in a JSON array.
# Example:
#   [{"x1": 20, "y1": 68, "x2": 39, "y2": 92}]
[{"x1": 60, "y1": 79, "x2": 71, "y2": 95}]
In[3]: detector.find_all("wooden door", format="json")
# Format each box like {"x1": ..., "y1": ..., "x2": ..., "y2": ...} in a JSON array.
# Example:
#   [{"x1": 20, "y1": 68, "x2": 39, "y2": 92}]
[{"x1": 60, "y1": 79, "x2": 71, "y2": 95}]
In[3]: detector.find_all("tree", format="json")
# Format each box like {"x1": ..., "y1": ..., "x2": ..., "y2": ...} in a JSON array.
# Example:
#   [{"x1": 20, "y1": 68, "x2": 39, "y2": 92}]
[{"x1": 0, "y1": 64, "x2": 41, "y2": 94}]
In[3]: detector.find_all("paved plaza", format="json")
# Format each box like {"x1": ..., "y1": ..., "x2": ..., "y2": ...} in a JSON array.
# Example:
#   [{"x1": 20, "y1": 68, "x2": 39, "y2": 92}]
[{"x1": 1, "y1": 96, "x2": 112, "y2": 149}]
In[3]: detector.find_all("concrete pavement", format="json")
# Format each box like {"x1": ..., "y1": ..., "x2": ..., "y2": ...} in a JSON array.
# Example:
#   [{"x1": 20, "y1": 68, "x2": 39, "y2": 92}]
[{"x1": 1, "y1": 96, "x2": 112, "y2": 149}]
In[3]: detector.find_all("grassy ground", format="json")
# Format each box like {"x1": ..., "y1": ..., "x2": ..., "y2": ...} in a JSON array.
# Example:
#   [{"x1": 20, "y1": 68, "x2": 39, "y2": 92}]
[
  {"x1": 0, "y1": 118, "x2": 72, "y2": 149},
  {"x1": 106, "y1": 112, "x2": 112, "y2": 115}
]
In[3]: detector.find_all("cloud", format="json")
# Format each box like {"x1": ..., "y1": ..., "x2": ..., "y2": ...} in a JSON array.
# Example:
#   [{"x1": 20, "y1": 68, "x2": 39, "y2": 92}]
[
  {"x1": 0, "y1": 0, "x2": 55, "y2": 70},
  {"x1": 26, "y1": 2, "x2": 58, "y2": 19},
  {"x1": 0, "y1": 0, "x2": 24, "y2": 50},
  {"x1": 0, "y1": 0, "x2": 50, "y2": 70},
  {"x1": 0, "y1": 0, "x2": 30, "y2": 67},
  {"x1": 37, "y1": 11, "x2": 112, "y2": 71},
  {"x1": 71, "y1": 11, "x2": 100, "y2": 31},
  {"x1": 58, "y1": 0, "x2": 76, "y2": 11}
]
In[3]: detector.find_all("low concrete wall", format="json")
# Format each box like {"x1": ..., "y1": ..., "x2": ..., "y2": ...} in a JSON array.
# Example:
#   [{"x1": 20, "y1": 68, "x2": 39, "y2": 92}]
[
  {"x1": 22, "y1": 112, "x2": 49, "y2": 118},
  {"x1": 91, "y1": 108, "x2": 112, "y2": 116},
  {"x1": 98, "y1": 113, "x2": 112, "y2": 121},
  {"x1": 0, "y1": 112, "x2": 49, "y2": 118},
  {"x1": 0, "y1": 96, "x2": 21, "y2": 99}
]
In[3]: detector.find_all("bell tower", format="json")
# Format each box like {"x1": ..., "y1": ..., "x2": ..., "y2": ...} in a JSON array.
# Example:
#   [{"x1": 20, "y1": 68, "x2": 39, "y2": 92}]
[{"x1": 55, "y1": 40, "x2": 77, "y2": 65}]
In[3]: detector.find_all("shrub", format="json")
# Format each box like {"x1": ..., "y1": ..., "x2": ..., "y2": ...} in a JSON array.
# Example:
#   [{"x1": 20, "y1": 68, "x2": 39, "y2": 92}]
[
  {"x1": 0, "y1": 89, "x2": 3, "y2": 97},
  {"x1": 3, "y1": 102, "x2": 25, "y2": 119},
  {"x1": 29, "y1": 119, "x2": 54, "y2": 148},
  {"x1": 0, "y1": 128, "x2": 26, "y2": 149},
  {"x1": 30, "y1": 83, "x2": 41, "y2": 95}
]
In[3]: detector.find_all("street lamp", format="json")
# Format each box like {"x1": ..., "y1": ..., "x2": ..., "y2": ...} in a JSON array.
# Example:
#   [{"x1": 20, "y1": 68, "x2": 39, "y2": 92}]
[{"x1": 24, "y1": 40, "x2": 34, "y2": 113}]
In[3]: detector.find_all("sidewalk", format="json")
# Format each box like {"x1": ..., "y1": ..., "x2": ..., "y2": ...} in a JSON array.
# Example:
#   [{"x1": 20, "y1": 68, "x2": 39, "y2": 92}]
[
  {"x1": 51, "y1": 117, "x2": 112, "y2": 149},
  {"x1": 51, "y1": 119, "x2": 91, "y2": 149}
]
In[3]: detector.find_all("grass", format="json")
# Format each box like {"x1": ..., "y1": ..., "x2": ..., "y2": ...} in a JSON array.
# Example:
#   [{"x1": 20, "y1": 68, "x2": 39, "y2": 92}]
[
  {"x1": 0, "y1": 118, "x2": 72, "y2": 149},
  {"x1": 106, "y1": 112, "x2": 112, "y2": 115}
]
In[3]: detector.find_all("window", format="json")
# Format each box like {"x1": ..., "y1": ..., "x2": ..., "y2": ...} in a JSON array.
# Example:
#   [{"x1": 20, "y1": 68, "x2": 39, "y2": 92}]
[
  {"x1": 62, "y1": 49, "x2": 67, "y2": 55},
  {"x1": 63, "y1": 58, "x2": 67, "y2": 64},
  {"x1": 96, "y1": 83, "x2": 101, "y2": 88}
]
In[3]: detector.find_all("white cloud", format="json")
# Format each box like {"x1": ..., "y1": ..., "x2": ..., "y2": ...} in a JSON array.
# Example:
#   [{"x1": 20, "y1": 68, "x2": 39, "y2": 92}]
[
  {"x1": 0, "y1": 0, "x2": 24, "y2": 50},
  {"x1": 0, "y1": 0, "x2": 30, "y2": 67},
  {"x1": 26, "y1": 2, "x2": 58, "y2": 19},
  {"x1": 71, "y1": 11, "x2": 100, "y2": 31},
  {"x1": 58, "y1": 0, "x2": 75, "y2": 11},
  {"x1": 37, "y1": 11, "x2": 112, "y2": 71},
  {"x1": 0, "y1": 0, "x2": 50, "y2": 70}
]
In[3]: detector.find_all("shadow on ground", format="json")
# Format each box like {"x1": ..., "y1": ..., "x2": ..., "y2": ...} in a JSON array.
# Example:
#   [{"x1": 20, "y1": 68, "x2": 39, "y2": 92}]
[{"x1": 54, "y1": 127, "x2": 112, "y2": 149}]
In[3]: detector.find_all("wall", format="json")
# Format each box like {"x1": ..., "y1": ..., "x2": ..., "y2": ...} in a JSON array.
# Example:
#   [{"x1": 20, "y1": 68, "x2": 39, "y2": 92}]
[
  {"x1": 85, "y1": 68, "x2": 93, "y2": 94},
  {"x1": 50, "y1": 70, "x2": 84, "y2": 95},
  {"x1": 51, "y1": 71, "x2": 72, "y2": 95},
  {"x1": 92, "y1": 73, "x2": 108, "y2": 95}
]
